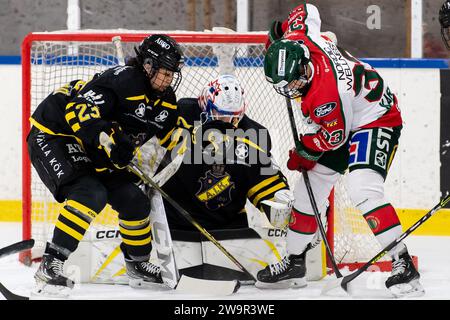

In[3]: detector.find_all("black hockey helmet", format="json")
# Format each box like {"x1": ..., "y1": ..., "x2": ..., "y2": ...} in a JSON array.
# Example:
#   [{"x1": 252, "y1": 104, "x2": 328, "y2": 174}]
[
  {"x1": 439, "y1": 1, "x2": 450, "y2": 49},
  {"x1": 134, "y1": 34, "x2": 184, "y2": 91}
]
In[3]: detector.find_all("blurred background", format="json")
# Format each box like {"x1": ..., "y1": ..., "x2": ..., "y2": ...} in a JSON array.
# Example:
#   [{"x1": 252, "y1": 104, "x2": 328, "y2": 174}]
[{"x1": 0, "y1": 0, "x2": 448, "y2": 58}]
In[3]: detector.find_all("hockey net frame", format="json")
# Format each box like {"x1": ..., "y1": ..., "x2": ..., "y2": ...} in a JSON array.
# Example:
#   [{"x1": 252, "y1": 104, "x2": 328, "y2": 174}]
[{"x1": 21, "y1": 30, "x2": 401, "y2": 273}]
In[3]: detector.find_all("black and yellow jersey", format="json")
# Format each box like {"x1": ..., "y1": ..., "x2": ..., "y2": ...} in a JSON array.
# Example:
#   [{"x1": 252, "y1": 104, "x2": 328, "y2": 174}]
[
  {"x1": 30, "y1": 66, "x2": 178, "y2": 169},
  {"x1": 161, "y1": 98, "x2": 289, "y2": 230}
]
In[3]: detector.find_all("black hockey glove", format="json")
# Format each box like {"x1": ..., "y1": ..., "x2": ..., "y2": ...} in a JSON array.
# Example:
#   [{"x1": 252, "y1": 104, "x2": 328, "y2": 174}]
[{"x1": 101, "y1": 123, "x2": 136, "y2": 169}]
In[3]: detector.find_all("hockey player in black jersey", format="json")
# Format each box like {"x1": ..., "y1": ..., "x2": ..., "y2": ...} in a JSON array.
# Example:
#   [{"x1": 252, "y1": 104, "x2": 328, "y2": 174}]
[
  {"x1": 153, "y1": 75, "x2": 294, "y2": 282},
  {"x1": 162, "y1": 74, "x2": 291, "y2": 230},
  {"x1": 27, "y1": 34, "x2": 184, "y2": 296}
]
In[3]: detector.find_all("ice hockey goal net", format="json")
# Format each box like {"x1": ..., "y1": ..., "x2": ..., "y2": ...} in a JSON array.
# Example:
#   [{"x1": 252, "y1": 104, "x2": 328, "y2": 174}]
[{"x1": 21, "y1": 30, "x2": 391, "y2": 272}]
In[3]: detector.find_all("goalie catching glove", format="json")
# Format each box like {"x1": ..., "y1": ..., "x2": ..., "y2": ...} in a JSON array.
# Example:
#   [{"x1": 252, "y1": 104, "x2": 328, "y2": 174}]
[
  {"x1": 100, "y1": 123, "x2": 137, "y2": 169},
  {"x1": 261, "y1": 189, "x2": 294, "y2": 229},
  {"x1": 287, "y1": 135, "x2": 323, "y2": 172}
]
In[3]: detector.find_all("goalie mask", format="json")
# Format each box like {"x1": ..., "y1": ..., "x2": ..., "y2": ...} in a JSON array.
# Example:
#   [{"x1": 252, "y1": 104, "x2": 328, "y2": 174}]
[
  {"x1": 198, "y1": 75, "x2": 247, "y2": 127},
  {"x1": 439, "y1": 1, "x2": 450, "y2": 49},
  {"x1": 134, "y1": 34, "x2": 184, "y2": 92},
  {"x1": 264, "y1": 39, "x2": 314, "y2": 99}
]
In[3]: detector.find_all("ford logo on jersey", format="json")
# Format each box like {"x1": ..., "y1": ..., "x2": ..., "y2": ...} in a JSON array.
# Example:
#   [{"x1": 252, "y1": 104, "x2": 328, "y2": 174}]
[{"x1": 314, "y1": 102, "x2": 337, "y2": 117}]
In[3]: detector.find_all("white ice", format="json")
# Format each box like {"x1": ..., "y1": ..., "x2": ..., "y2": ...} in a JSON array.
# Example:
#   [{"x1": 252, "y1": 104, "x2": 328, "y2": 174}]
[{"x1": 1, "y1": 221, "x2": 449, "y2": 300}]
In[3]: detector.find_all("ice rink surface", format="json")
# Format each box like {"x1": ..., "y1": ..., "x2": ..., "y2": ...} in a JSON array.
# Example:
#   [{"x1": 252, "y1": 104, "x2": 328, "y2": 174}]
[{"x1": 1, "y1": 221, "x2": 449, "y2": 302}]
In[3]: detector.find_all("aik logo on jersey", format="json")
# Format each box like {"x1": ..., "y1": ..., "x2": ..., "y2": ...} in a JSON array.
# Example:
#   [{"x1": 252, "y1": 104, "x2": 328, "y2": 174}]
[{"x1": 195, "y1": 167, "x2": 235, "y2": 211}]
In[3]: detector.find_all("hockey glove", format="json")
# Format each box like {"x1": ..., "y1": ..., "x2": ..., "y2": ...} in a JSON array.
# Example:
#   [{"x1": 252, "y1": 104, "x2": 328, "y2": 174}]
[
  {"x1": 100, "y1": 123, "x2": 136, "y2": 169},
  {"x1": 265, "y1": 20, "x2": 284, "y2": 49},
  {"x1": 287, "y1": 138, "x2": 323, "y2": 172}
]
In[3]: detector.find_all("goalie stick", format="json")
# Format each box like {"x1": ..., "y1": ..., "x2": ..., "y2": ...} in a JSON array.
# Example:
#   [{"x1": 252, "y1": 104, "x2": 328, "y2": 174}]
[
  {"x1": 0, "y1": 239, "x2": 35, "y2": 300},
  {"x1": 284, "y1": 97, "x2": 343, "y2": 279},
  {"x1": 148, "y1": 188, "x2": 239, "y2": 295},
  {"x1": 100, "y1": 132, "x2": 244, "y2": 294},
  {"x1": 322, "y1": 193, "x2": 450, "y2": 294}
]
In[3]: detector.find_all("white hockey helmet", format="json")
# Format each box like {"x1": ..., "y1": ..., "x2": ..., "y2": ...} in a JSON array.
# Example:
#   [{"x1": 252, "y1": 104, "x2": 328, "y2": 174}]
[{"x1": 198, "y1": 74, "x2": 247, "y2": 127}]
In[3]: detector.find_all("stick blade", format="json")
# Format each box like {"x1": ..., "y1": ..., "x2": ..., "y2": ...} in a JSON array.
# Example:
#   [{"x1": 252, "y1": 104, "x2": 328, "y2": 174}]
[
  {"x1": 176, "y1": 275, "x2": 240, "y2": 296},
  {"x1": 321, "y1": 277, "x2": 350, "y2": 296},
  {"x1": 0, "y1": 239, "x2": 35, "y2": 259}
]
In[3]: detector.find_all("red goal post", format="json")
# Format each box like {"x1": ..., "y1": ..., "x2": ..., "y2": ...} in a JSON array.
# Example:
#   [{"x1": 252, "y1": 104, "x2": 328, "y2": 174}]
[{"x1": 21, "y1": 30, "x2": 401, "y2": 273}]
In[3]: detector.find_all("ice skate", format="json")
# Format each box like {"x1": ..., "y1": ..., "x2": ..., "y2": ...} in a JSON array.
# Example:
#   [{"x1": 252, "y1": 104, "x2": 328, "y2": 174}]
[
  {"x1": 32, "y1": 253, "x2": 74, "y2": 298},
  {"x1": 125, "y1": 259, "x2": 163, "y2": 289},
  {"x1": 255, "y1": 252, "x2": 307, "y2": 289},
  {"x1": 386, "y1": 250, "x2": 425, "y2": 298}
]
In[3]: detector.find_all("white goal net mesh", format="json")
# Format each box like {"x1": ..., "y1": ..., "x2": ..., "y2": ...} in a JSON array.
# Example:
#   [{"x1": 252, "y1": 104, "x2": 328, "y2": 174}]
[{"x1": 23, "y1": 30, "x2": 385, "y2": 267}]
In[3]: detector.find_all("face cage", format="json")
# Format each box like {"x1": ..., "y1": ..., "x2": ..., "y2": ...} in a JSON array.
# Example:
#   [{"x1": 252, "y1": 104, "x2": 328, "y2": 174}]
[
  {"x1": 442, "y1": 26, "x2": 450, "y2": 49},
  {"x1": 274, "y1": 84, "x2": 304, "y2": 99},
  {"x1": 204, "y1": 100, "x2": 244, "y2": 127},
  {"x1": 171, "y1": 71, "x2": 182, "y2": 92},
  {"x1": 145, "y1": 60, "x2": 183, "y2": 93}
]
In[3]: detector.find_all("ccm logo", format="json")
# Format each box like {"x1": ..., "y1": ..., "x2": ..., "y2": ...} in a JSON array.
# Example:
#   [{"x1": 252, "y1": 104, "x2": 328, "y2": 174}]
[
  {"x1": 268, "y1": 229, "x2": 287, "y2": 237},
  {"x1": 96, "y1": 230, "x2": 120, "y2": 239},
  {"x1": 314, "y1": 102, "x2": 337, "y2": 117}
]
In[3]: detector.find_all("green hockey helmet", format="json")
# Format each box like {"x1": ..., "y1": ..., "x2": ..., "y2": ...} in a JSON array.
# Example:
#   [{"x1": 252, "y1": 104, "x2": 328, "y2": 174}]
[{"x1": 264, "y1": 39, "x2": 314, "y2": 98}]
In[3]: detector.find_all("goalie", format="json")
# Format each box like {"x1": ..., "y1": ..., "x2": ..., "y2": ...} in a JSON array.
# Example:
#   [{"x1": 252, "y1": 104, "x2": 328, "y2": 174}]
[{"x1": 149, "y1": 74, "x2": 294, "y2": 283}]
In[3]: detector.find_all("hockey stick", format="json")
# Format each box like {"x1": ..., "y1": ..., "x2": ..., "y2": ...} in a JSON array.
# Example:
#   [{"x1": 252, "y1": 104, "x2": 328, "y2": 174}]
[
  {"x1": 0, "y1": 239, "x2": 35, "y2": 259},
  {"x1": 323, "y1": 193, "x2": 450, "y2": 294},
  {"x1": 112, "y1": 35, "x2": 126, "y2": 66},
  {"x1": 284, "y1": 97, "x2": 343, "y2": 279},
  {"x1": 126, "y1": 161, "x2": 253, "y2": 283},
  {"x1": 148, "y1": 188, "x2": 179, "y2": 289},
  {"x1": 99, "y1": 133, "x2": 246, "y2": 293},
  {"x1": 0, "y1": 239, "x2": 35, "y2": 300},
  {"x1": 148, "y1": 189, "x2": 239, "y2": 295}
]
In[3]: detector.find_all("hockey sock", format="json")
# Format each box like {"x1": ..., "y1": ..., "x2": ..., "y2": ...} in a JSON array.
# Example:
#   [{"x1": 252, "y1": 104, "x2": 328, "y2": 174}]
[
  {"x1": 119, "y1": 216, "x2": 152, "y2": 261},
  {"x1": 51, "y1": 200, "x2": 98, "y2": 255},
  {"x1": 363, "y1": 203, "x2": 406, "y2": 257},
  {"x1": 286, "y1": 208, "x2": 317, "y2": 255}
]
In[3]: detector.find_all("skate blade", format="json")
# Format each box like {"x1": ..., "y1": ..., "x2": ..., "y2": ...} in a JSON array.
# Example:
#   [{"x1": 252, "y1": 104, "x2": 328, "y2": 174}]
[
  {"x1": 255, "y1": 278, "x2": 307, "y2": 290},
  {"x1": 129, "y1": 278, "x2": 169, "y2": 290},
  {"x1": 30, "y1": 281, "x2": 71, "y2": 299},
  {"x1": 389, "y1": 279, "x2": 425, "y2": 298}
]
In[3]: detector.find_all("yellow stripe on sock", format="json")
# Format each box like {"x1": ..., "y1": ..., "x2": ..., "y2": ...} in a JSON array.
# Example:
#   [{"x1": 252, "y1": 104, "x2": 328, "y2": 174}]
[
  {"x1": 55, "y1": 220, "x2": 84, "y2": 241},
  {"x1": 121, "y1": 236, "x2": 152, "y2": 246},
  {"x1": 119, "y1": 217, "x2": 149, "y2": 227},
  {"x1": 60, "y1": 207, "x2": 90, "y2": 230},
  {"x1": 119, "y1": 224, "x2": 151, "y2": 236},
  {"x1": 67, "y1": 200, "x2": 97, "y2": 220}
]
